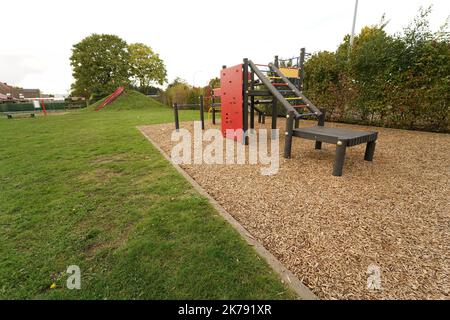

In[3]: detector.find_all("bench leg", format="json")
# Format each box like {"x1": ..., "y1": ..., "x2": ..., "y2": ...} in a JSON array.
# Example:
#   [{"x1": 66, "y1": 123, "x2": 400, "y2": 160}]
[
  {"x1": 333, "y1": 141, "x2": 347, "y2": 176},
  {"x1": 284, "y1": 112, "x2": 295, "y2": 159},
  {"x1": 364, "y1": 141, "x2": 376, "y2": 161},
  {"x1": 315, "y1": 141, "x2": 322, "y2": 150}
]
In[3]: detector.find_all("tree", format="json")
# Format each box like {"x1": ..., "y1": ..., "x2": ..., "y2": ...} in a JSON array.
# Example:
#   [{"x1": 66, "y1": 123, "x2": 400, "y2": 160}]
[
  {"x1": 128, "y1": 43, "x2": 167, "y2": 89},
  {"x1": 70, "y1": 34, "x2": 130, "y2": 99}
]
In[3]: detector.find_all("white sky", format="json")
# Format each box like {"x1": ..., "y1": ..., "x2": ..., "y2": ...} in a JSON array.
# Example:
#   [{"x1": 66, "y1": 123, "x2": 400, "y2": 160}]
[{"x1": 1, "y1": 0, "x2": 449, "y2": 94}]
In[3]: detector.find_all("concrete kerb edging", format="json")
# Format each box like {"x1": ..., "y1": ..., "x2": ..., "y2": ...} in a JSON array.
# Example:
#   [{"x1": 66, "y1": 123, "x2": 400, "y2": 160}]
[{"x1": 138, "y1": 126, "x2": 318, "y2": 300}]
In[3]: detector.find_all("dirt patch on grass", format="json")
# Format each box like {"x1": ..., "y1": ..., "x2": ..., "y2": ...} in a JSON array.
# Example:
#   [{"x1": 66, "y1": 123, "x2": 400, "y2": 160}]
[
  {"x1": 78, "y1": 168, "x2": 122, "y2": 183},
  {"x1": 90, "y1": 153, "x2": 129, "y2": 165},
  {"x1": 84, "y1": 222, "x2": 136, "y2": 259},
  {"x1": 139, "y1": 119, "x2": 450, "y2": 300}
]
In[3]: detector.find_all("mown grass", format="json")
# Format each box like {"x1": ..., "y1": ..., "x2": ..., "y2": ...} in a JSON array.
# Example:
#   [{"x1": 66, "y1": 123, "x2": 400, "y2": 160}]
[{"x1": 0, "y1": 105, "x2": 295, "y2": 299}]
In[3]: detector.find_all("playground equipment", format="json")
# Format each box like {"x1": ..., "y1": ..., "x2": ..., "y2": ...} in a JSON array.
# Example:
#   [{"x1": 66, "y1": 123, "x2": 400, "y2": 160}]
[
  {"x1": 171, "y1": 49, "x2": 378, "y2": 176},
  {"x1": 210, "y1": 48, "x2": 378, "y2": 176},
  {"x1": 173, "y1": 95, "x2": 206, "y2": 131},
  {"x1": 96, "y1": 87, "x2": 125, "y2": 111}
]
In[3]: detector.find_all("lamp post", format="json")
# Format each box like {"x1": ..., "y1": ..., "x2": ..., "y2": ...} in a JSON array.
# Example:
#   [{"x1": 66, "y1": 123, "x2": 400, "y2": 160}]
[{"x1": 349, "y1": 0, "x2": 359, "y2": 53}]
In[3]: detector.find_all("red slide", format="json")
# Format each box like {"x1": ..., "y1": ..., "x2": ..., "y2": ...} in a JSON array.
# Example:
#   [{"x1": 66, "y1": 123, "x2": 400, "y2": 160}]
[{"x1": 96, "y1": 87, "x2": 125, "y2": 111}]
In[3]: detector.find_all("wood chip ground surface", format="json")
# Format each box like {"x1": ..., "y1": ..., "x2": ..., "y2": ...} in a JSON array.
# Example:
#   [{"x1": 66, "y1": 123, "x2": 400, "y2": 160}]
[{"x1": 140, "y1": 119, "x2": 449, "y2": 300}]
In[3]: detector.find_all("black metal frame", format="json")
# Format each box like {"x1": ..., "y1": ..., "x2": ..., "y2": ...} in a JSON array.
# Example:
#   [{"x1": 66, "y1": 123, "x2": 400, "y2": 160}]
[
  {"x1": 173, "y1": 95, "x2": 205, "y2": 131},
  {"x1": 243, "y1": 49, "x2": 378, "y2": 176}
]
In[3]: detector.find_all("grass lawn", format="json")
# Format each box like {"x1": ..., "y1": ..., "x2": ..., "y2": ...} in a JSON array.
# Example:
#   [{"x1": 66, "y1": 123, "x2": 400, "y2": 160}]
[{"x1": 0, "y1": 104, "x2": 295, "y2": 299}]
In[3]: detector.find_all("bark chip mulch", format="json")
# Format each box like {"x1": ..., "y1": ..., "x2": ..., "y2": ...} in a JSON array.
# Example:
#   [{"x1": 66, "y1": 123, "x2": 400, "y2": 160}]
[{"x1": 139, "y1": 119, "x2": 449, "y2": 300}]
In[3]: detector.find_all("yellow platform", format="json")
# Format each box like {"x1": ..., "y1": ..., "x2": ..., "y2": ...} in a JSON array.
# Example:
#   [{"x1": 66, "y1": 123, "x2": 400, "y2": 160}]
[{"x1": 280, "y1": 67, "x2": 300, "y2": 78}]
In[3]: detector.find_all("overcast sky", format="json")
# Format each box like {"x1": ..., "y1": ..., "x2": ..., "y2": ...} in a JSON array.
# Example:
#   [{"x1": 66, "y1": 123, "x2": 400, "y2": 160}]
[{"x1": 1, "y1": 0, "x2": 449, "y2": 94}]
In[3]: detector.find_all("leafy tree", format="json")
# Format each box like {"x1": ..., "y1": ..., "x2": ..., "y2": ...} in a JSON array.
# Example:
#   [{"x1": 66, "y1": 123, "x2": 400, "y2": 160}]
[
  {"x1": 70, "y1": 34, "x2": 130, "y2": 100},
  {"x1": 128, "y1": 43, "x2": 167, "y2": 88},
  {"x1": 208, "y1": 77, "x2": 220, "y2": 88},
  {"x1": 162, "y1": 78, "x2": 190, "y2": 106}
]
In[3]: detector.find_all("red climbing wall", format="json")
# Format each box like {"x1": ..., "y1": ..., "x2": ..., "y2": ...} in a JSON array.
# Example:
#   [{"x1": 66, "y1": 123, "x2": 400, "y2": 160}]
[{"x1": 220, "y1": 64, "x2": 243, "y2": 142}]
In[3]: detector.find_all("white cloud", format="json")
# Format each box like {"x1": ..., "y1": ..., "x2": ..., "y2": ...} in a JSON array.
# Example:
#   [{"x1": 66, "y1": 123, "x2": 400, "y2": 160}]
[{"x1": 1, "y1": 0, "x2": 449, "y2": 94}]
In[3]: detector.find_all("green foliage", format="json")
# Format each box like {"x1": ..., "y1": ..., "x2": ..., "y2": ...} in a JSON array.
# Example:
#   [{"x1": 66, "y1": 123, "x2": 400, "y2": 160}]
[
  {"x1": 128, "y1": 43, "x2": 167, "y2": 88},
  {"x1": 304, "y1": 7, "x2": 450, "y2": 132},
  {"x1": 208, "y1": 77, "x2": 220, "y2": 88},
  {"x1": 70, "y1": 34, "x2": 130, "y2": 99},
  {"x1": 70, "y1": 35, "x2": 167, "y2": 102},
  {"x1": 160, "y1": 78, "x2": 204, "y2": 107},
  {"x1": 88, "y1": 90, "x2": 166, "y2": 111}
]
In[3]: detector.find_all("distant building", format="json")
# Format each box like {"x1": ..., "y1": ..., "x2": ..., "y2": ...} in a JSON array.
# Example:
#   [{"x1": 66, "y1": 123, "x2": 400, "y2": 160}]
[
  {"x1": 0, "y1": 82, "x2": 41, "y2": 100},
  {"x1": 20, "y1": 88, "x2": 41, "y2": 99},
  {"x1": 0, "y1": 82, "x2": 13, "y2": 96}
]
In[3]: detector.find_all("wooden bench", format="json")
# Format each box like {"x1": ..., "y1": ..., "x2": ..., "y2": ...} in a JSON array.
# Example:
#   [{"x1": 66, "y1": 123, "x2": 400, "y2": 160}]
[{"x1": 5, "y1": 112, "x2": 36, "y2": 119}]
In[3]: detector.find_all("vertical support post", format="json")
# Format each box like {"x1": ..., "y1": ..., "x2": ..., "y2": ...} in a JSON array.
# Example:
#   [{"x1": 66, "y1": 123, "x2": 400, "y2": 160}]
[
  {"x1": 295, "y1": 118, "x2": 300, "y2": 129},
  {"x1": 250, "y1": 71, "x2": 255, "y2": 129},
  {"x1": 284, "y1": 111, "x2": 295, "y2": 159},
  {"x1": 174, "y1": 103, "x2": 180, "y2": 131},
  {"x1": 271, "y1": 55, "x2": 280, "y2": 132},
  {"x1": 271, "y1": 100, "x2": 277, "y2": 131},
  {"x1": 211, "y1": 93, "x2": 216, "y2": 125},
  {"x1": 299, "y1": 48, "x2": 306, "y2": 91},
  {"x1": 243, "y1": 59, "x2": 249, "y2": 144},
  {"x1": 364, "y1": 141, "x2": 376, "y2": 161},
  {"x1": 315, "y1": 109, "x2": 325, "y2": 150},
  {"x1": 333, "y1": 140, "x2": 347, "y2": 177},
  {"x1": 200, "y1": 95, "x2": 205, "y2": 130}
]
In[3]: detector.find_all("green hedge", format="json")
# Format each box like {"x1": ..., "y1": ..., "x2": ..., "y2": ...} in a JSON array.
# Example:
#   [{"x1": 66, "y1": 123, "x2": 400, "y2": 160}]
[
  {"x1": 0, "y1": 102, "x2": 86, "y2": 112},
  {"x1": 303, "y1": 8, "x2": 449, "y2": 133}
]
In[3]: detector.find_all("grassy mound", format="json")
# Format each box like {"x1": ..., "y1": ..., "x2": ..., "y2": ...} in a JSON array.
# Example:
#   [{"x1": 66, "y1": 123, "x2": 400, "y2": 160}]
[{"x1": 88, "y1": 90, "x2": 166, "y2": 111}]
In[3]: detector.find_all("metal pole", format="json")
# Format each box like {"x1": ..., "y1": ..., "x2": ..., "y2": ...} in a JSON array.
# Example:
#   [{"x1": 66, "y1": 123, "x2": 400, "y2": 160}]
[
  {"x1": 315, "y1": 109, "x2": 326, "y2": 150},
  {"x1": 272, "y1": 56, "x2": 279, "y2": 131},
  {"x1": 284, "y1": 111, "x2": 295, "y2": 159},
  {"x1": 243, "y1": 59, "x2": 249, "y2": 144},
  {"x1": 333, "y1": 141, "x2": 348, "y2": 177},
  {"x1": 250, "y1": 71, "x2": 255, "y2": 129},
  {"x1": 349, "y1": 0, "x2": 359, "y2": 52},
  {"x1": 200, "y1": 95, "x2": 205, "y2": 130},
  {"x1": 174, "y1": 103, "x2": 179, "y2": 131}
]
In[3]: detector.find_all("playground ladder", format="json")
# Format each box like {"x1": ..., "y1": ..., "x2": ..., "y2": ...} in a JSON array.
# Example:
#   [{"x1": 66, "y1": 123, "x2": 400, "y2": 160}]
[{"x1": 248, "y1": 61, "x2": 323, "y2": 122}]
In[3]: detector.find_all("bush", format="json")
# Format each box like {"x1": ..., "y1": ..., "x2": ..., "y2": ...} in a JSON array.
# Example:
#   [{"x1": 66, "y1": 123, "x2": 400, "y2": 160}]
[{"x1": 303, "y1": 7, "x2": 450, "y2": 132}]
